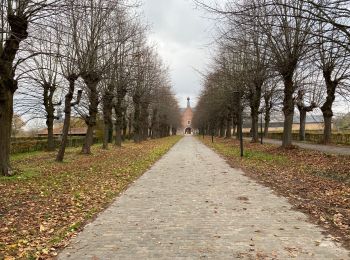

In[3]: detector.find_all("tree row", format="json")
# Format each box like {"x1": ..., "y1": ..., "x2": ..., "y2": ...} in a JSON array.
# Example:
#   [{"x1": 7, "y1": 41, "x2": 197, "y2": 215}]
[
  {"x1": 193, "y1": 0, "x2": 350, "y2": 146},
  {"x1": 0, "y1": 0, "x2": 181, "y2": 176}
]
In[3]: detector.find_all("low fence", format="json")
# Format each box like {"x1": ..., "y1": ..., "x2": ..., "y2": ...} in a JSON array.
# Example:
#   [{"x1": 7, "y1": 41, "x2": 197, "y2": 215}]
[
  {"x1": 243, "y1": 132, "x2": 350, "y2": 145},
  {"x1": 10, "y1": 137, "x2": 101, "y2": 154}
]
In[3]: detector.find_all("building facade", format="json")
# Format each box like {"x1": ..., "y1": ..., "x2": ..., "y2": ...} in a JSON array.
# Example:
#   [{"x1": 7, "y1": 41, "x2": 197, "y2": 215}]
[{"x1": 181, "y1": 98, "x2": 194, "y2": 134}]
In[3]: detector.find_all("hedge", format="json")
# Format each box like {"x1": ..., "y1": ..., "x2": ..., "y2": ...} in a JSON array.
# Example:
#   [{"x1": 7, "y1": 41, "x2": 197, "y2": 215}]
[
  {"x1": 10, "y1": 137, "x2": 102, "y2": 154},
  {"x1": 243, "y1": 132, "x2": 350, "y2": 145}
]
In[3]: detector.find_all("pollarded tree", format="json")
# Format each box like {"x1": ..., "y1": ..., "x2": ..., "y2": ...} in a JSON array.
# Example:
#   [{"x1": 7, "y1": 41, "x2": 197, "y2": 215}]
[
  {"x1": 150, "y1": 71, "x2": 181, "y2": 138},
  {"x1": 261, "y1": 77, "x2": 283, "y2": 137},
  {"x1": 294, "y1": 66, "x2": 324, "y2": 141},
  {"x1": 56, "y1": 2, "x2": 83, "y2": 162},
  {"x1": 141, "y1": 55, "x2": 165, "y2": 141},
  {"x1": 0, "y1": 0, "x2": 60, "y2": 175},
  {"x1": 210, "y1": 40, "x2": 251, "y2": 139},
  {"x1": 226, "y1": 3, "x2": 270, "y2": 142},
  {"x1": 213, "y1": 46, "x2": 237, "y2": 138},
  {"x1": 193, "y1": 66, "x2": 237, "y2": 137},
  {"x1": 248, "y1": 0, "x2": 314, "y2": 147},
  {"x1": 101, "y1": 11, "x2": 140, "y2": 149},
  {"x1": 198, "y1": 0, "x2": 315, "y2": 147},
  {"x1": 314, "y1": 22, "x2": 350, "y2": 143},
  {"x1": 71, "y1": 0, "x2": 124, "y2": 154},
  {"x1": 17, "y1": 30, "x2": 63, "y2": 151},
  {"x1": 130, "y1": 45, "x2": 163, "y2": 143},
  {"x1": 113, "y1": 28, "x2": 146, "y2": 147}
]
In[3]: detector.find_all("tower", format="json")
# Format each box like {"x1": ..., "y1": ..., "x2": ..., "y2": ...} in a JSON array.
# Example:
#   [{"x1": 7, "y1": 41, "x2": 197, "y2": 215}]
[{"x1": 182, "y1": 97, "x2": 193, "y2": 134}]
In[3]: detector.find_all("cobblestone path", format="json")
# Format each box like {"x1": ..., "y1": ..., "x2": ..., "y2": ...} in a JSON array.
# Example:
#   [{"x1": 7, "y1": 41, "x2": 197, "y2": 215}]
[{"x1": 59, "y1": 136, "x2": 349, "y2": 259}]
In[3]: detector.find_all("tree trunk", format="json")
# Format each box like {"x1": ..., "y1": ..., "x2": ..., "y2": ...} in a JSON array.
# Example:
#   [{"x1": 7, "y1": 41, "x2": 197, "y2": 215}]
[
  {"x1": 167, "y1": 125, "x2": 171, "y2": 136},
  {"x1": 114, "y1": 97, "x2": 124, "y2": 147},
  {"x1": 235, "y1": 107, "x2": 242, "y2": 140},
  {"x1": 299, "y1": 110, "x2": 306, "y2": 141},
  {"x1": 225, "y1": 108, "x2": 232, "y2": 139},
  {"x1": 321, "y1": 70, "x2": 337, "y2": 144},
  {"x1": 232, "y1": 113, "x2": 237, "y2": 137},
  {"x1": 160, "y1": 115, "x2": 169, "y2": 137},
  {"x1": 102, "y1": 90, "x2": 113, "y2": 150},
  {"x1": 323, "y1": 115, "x2": 332, "y2": 143},
  {"x1": 0, "y1": 89, "x2": 14, "y2": 176},
  {"x1": 47, "y1": 115, "x2": 55, "y2": 151},
  {"x1": 263, "y1": 94, "x2": 272, "y2": 138},
  {"x1": 172, "y1": 127, "x2": 177, "y2": 136},
  {"x1": 108, "y1": 122, "x2": 113, "y2": 143},
  {"x1": 128, "y1": 114, "x2": 132, "y2": 140},
  {"x1": 219, "y1": 116, "x2": 225, "y2": 138},
  {"x1": 133, "y1": 94, "x2": 141, "y2": 143},
  {"x1": 122, "y1": 111, "x2": 127, "y2": 141},
  {"x1": 0, "y1": 14, "x2": 29, "y2": 175},
  {"x1": 296, "y1": 90, "x2": 317, "y2": 142},
  {"x1": 82, "y1": 125, "x2": 95, "y2": 154},
  {"x1": 282, "y1": 75, "x2": 295, "y2": 148},
  {"x1": 82, "y1": 75, "x2": 99, "y2": 154},
  {"x1": 251, "y1": 112, "x2": 259, "y2": 143},
  {"x1": 264, "y1": 115, "x2": 270, "y2": 138},
  {"x1": 43, "y1": 84, "x2": 57, "y2": 151},
  {"x1": 140, "y1": 102, "x2": 150, "y2": 141},
  {"x1": 103, "y1": 125, "x2": 109, "y2": 149},
  {"x1": 151, "y1": 108, "x2": 159, "y2": 139},
  {"x1": 56, "y1": 76, "x2": 78, "y2": 162},
  {"x1": 249, "y1": 85, "x2": 262, "y2": 143},
  {"x1": 114, "y1": 108, "x2": 123, "y2": 147}
]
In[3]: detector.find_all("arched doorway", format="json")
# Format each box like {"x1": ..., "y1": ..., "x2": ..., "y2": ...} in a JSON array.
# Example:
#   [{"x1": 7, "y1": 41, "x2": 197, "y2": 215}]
[{"x1": 185, "y1": 127, "x2": 192, "y2": 134}]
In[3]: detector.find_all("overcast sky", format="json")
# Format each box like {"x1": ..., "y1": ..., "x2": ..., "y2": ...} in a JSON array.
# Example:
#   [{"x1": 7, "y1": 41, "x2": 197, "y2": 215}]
[
  {"x1": 141, "y1": 1, "x2": 350, "y2": 114},
  {"x1": 142, "y1": 0, "x2": 215, "y2": 108}
]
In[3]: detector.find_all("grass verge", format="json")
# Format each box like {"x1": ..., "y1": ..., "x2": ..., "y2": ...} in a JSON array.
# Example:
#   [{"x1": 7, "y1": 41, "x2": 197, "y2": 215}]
[
  {"x1": 0, "y1": 136, "x2": 181, "y2": 259},
  {"x1": 200, "y1": 136, "x2": 350, "y2": 249}
]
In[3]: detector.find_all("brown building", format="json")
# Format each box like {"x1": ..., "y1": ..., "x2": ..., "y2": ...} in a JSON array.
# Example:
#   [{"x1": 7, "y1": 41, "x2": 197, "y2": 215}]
[{"x1": 180, "y1": 98, "x2": 194, "y2": 134}]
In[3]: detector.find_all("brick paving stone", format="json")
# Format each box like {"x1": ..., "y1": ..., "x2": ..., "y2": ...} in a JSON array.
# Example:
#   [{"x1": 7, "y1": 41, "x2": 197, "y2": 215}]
[{"x1": 59, "y1": 136, "x2": 350, "y2": 260}]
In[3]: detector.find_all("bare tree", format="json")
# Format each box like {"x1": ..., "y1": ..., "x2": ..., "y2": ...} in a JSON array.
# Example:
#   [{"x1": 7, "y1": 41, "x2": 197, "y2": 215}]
[
  {"x1": 98, "y1": 7, "x2": 139, "y2": 149},
  {"x1": 0, "y1": 0, "x2": 60, "y2": 175},
  {"x1": 111, "y1": 27, "x2": 142, "y2": 147},
  {"x1": 315, "y1": 23, "x2": 350, "y2": 143},
  {"x1": 196, "y1": 0, "x2": 315, "y2": 147},
  {"x1": 249, "y1": 0, "x2": 314, "y2": 147},
  {"x1": 55, "y1": 1, "x2": 83, "y2": 162},
  {"x1": 228, "y1": 4, "x2": 270, "y2": 142},
  {"x1": 130, "y1": 46, "x2": 158, "y2": 143},
  {"x1": 70, "y1": 0, "x2": 122, "y2": 154},
  {"x1": 21, "y1": 31, "x2": 62, "y2": 151},
  {"x1": 261, "y1": 78, "x2": 283, "y2": 137}
]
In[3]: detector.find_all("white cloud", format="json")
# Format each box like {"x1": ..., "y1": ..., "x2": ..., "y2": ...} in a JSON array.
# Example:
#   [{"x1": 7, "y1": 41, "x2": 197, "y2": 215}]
[{"x1": 142, "y1": 0, "x2": 214, "y2": 107}]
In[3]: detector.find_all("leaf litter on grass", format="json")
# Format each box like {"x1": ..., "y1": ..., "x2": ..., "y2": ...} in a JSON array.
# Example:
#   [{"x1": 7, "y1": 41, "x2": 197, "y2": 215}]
[
  {"x1": 0, "y1": 136, "x2": 181, "y2": 259},
  {"x1": 201, "y1": 137, "x2": 350, "y2": 250}
]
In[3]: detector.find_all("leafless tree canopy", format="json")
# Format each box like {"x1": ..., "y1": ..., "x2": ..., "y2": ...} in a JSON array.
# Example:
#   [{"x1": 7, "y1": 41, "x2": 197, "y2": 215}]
[
  {"x1": 0, "y1": 0, "x2": 181, "y2": 175},
  {"x1": 193, "y1": 0, "x2": 350, "y2": 146}
]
